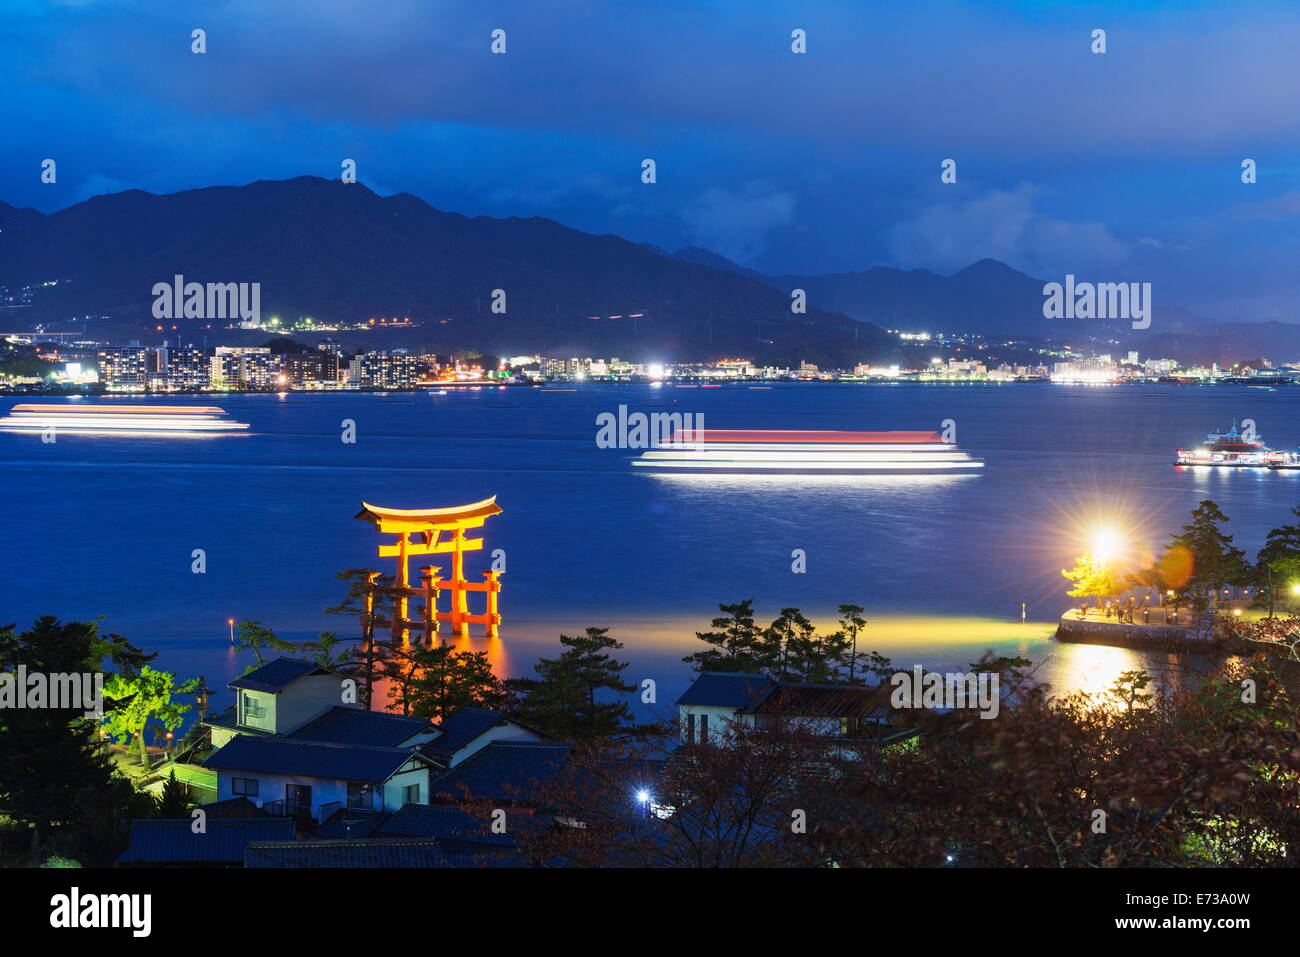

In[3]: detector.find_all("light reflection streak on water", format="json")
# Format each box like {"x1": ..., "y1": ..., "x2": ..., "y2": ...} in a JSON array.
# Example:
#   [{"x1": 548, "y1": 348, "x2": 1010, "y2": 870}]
[
  {"x1": 511, "y1": 612, "x2": 1197, "y2": 707},
  {"x1": 639, "y1": 472, "x2": 976, "y2": 491}
]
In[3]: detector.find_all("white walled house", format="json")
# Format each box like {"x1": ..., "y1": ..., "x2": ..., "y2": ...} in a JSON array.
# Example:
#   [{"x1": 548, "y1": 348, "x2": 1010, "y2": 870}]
[
  {"x1": 195, "y1": 656, "x2": 559, "y2": 820},
  {"x1": 203, "y1": 735, "x2": 438, "y2": 823},
  {"x1": 675, "y1": 672, "x2": 910, "y2": 749},
  {"x1": 675, "y1": 673, "x2": 775, "y2": 746},
  {"x1": 206, "y1": 658, "x2": 360, "y2": 748}
]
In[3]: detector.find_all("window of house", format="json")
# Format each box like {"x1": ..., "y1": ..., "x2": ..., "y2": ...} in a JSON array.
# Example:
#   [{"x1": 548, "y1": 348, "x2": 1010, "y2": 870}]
[
  {"x1": 239, "y1": 692, "x2": 265, "y2": 723},
  {"x1": 685, "y1": 712, "x2": 696, "y2": 742},
  {"x1": 403, "y1": 783, "x2": 420, "y2": 805},
  {"x1": 232, "y1": 777, "x2": 258, "y2": 796},
  {"x1": 699, "y1": 713, "x2": 710, "y2": 743},
  {"x1": 347, "y1": 782, "x2": 374, "y2": 809}
]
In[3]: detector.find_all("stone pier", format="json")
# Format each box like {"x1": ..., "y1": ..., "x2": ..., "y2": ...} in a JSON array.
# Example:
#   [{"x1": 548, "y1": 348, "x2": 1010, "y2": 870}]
[{"x1": 1055, "y1": 611, "x2": 1218, "y2": 652}]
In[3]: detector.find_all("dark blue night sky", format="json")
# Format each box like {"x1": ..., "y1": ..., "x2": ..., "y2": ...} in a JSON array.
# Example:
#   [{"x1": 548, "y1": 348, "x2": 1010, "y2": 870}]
[{"x1": 6, "y1": 0, "x2": 1300, "y2": 320}]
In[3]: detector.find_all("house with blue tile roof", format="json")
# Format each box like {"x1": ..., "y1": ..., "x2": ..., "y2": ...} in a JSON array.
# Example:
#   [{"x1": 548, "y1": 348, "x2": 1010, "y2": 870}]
[
  {"x1": 118, "y1": 817, "x2": 296, "y2": 867},
  {"x1": 428, "y1": 740, "x2": 571, "y2": 805},
  {"x1": 244, "y1": 838, "x2": 451, "y2": 868},
  {"x1": 203, "y1": 734, "x2": 440, "y2": 824},
  {"x1": 675, "y1": 671, "x2": 912, "y2": 749},
  {"x1": 205, "y1": 657, "x2": 360, "y2": 748},
  {"x1": 417, "y1": 707, "x2": 545, "y2": 768},
  {"x1": 191, "y1": 656, "x2": 567, "y2": 828},
  {"x1": 285, "y1": 705, "x2": 438, "y2": 748}
]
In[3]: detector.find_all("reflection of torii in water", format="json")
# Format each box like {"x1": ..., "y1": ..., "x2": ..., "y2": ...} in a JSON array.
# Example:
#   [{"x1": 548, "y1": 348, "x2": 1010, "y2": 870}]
[{"x1": 355, "y1": 497, "x2": 503, "y2": 644}]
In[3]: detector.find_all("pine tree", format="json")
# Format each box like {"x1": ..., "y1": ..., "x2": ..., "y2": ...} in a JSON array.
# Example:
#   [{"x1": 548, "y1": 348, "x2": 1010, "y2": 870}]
[
  {"x1": 762, "y1": 608, "x2": 817, "y2": 681},
  {"x1": 835, "y1": 604, "x2": 891, "y2": 683},
  {"x1": 514, "y1": 628, "x2": 634, "y2": 741},
  {"x1": 0, "y1": 617, "x2": 151, "y2": 856},
  {"x1": 325, "y1": 567, "x2": 398, "y2": 707},
  {"x1": 1165, "y1": 500, "x2": 1249, "y2": 609},
  {"x1": 391, "y1": 644, "x2": 506, "y2": 721},
  {"x1": 1257, "y1": 505, "x2": 1300, "y2": 566},
  {"x1": 154, "y1": 770, "x2": 191, "y2": 817},
  {"x1": 1256, "y1": 505, "x2": 1300, "y2": 614},
  {"x1": 682, "y1": 600, "x2": 769, "y2": 673},
  {"x1": 232, "y1": 620, "x2": 299, "y2": 668}
]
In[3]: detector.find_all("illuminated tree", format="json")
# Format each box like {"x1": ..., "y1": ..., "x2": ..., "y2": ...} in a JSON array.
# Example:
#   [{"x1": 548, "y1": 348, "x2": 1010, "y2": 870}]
[
  {"x1": 1061, "y1": 552, "x2": 1120, "y2": 609},
  {"x1": 102, "y1": 666, "x2": 199, "y2": 770}
]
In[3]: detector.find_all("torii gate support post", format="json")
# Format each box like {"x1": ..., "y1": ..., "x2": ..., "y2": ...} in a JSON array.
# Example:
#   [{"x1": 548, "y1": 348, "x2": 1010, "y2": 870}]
[
  {"x1": 450, "y1": 527, "x2": 469, "y2": 637},
  {"x1": 392, "y1": 533, "x2": 410, "y2": 646},
  {"x1": 420, "y1": 565, "x2": 443, "y2": 645},
  {"x1": 483, "y1": 570, "x2": 501, "y2": 638}
]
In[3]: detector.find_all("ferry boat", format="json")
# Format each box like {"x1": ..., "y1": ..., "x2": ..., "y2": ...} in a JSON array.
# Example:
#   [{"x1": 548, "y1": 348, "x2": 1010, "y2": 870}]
[
  {"x1": 1261, "y1": 446, "x2": 1300, "y2": 470},
  {"x1": 1174, "y1": 423, "x2": 1271, "y2": 467},
  {"x1": 632, "y1": 429, "x2": 984, "y2": 474},
  {"x1": 0, "y1": 403, "x2": 250, "y2": 436}
]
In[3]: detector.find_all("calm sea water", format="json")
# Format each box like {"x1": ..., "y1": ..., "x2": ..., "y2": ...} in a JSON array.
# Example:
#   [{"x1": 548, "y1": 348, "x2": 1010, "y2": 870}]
[{"x1": 3, "y1": 382, "x2": 1295, "y2": 716}]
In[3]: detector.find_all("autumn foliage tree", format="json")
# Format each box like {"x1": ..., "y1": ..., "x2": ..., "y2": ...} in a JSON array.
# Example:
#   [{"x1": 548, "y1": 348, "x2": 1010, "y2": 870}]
[
  {"x1": 819, "y1": 657, "x2": 1300, "y2": 867},
  {"x1": 511, "y1": 653, "x2": 1300, "y2": 868}
]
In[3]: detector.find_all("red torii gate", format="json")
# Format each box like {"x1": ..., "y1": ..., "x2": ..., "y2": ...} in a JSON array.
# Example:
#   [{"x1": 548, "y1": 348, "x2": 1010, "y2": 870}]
[{"x1": 355, "y1": 497, "x2": 503, "y2": 643}]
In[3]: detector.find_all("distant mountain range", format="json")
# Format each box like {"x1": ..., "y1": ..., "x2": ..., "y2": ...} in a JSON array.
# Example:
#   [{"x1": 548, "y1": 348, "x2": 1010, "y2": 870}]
[
  {"x1": 676, "y1": 248, "x2": 1208, "y2": 337},
  {"x1": 1116, "y1": 323, "x2": 1300, "y2": 368},
  {"x1": 673, "y1": 248, "x2": 1300, "y2": 365},
  {"x1": 0, "y1": 178, "x2": 889, "y2": 366},
  {"x1": 4, "y1": 176, "x2": 1300, "y2": 365}
]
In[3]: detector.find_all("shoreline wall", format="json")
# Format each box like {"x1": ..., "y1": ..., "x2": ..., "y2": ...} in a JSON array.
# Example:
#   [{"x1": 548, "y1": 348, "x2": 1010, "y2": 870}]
[{"x1": 1055, "y1": 615, "x2": 1215, "y2": 651}]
